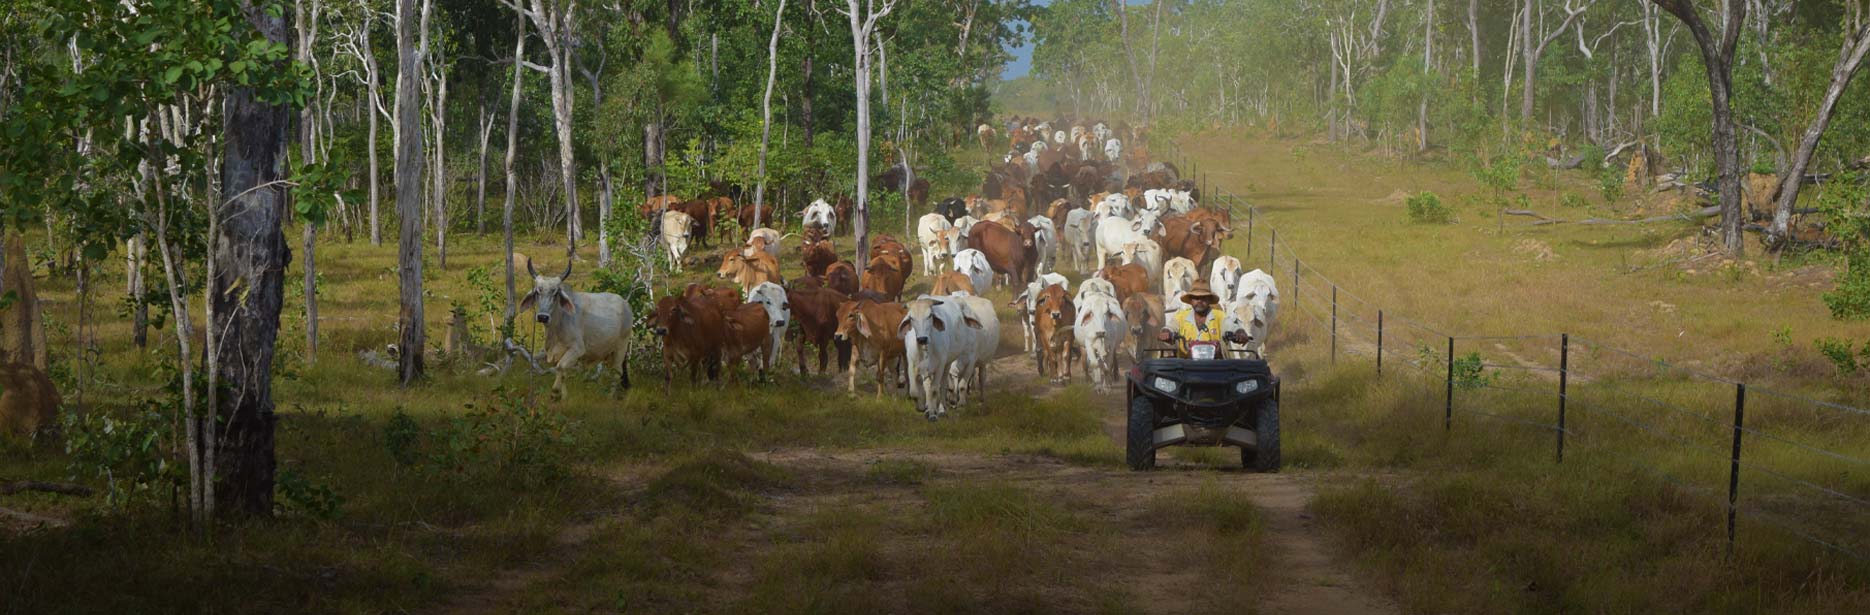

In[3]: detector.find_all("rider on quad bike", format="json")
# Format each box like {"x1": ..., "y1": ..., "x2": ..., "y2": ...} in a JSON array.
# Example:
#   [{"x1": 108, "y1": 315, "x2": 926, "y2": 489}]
[{"x1": 1155, "y1": 282, "x2": 1250, "y2": 359}]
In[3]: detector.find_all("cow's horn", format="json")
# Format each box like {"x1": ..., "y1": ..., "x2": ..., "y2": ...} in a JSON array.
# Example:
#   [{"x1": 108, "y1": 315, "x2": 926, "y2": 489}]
[
  {"x1": 526, "y1": 258, "x2": 538, "y2": 279},
  {"x1": 561, "y1": 258, "x2": 574, "y2": 281}
]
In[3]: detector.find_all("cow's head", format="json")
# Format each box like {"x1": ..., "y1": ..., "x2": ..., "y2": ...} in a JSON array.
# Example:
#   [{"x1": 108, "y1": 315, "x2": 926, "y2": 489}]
[
  {"x1": 519, "y1": 260, "x2": 575, "y2": 324},
  {"x1": 717, "y1": 252, "x2": 745, "y2": 280},
  {"x1": 834, "y1": 300, "x2": 864, "y2": 342}
]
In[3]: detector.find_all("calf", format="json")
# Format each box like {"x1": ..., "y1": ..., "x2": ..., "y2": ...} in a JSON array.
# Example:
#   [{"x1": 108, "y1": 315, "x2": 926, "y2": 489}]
[
  {"x1": 1034, "y1": 284, "x2": 1077, "y2": 382},
  {"x1": 931, "y1": 271, "x2": 976, "y2": 296},
  {"x1": 1011, "y1": 272, "x2": 1070, "y2": 356},
  {"x1": 952, "y1": 249, "x2": 994, "y2": 296},
  {"x1": 1119, "y1": 238, "x2": 1164, "y2": 288},
  {"x1": 651, "y1": 293, "x2": 725, "y2": 390},
  {"x1": 718, "y1": 250, "x2": 784, "y2": 291},
  {"x1": 824, "y1": 261, "x2": 859, "y2": 297},
  {"x1": 1161, "y1": 257, "x2": 1198, "y2": 313},
  {"x1": 1027, "y1": 215, "x2": 1058, "y2": 276},
  {"x1": 1095, "y1": 262, "x2": 1150, "y2": 304},
  {"x1": 917, "y1": 213, "x2": 956, "y2": 275},
  {"x1": 1121, "y1": 293, "x2": 1166, "y2": 363},
  {"x1": 861, "y1": 257, "x2": 905, "y2": 301},
  {"x1": 1209, "y1": 255, "x2": 1244, "y2": 304},
  {"x1": 900, "y1": 296, "x2": 983, "y2": 421},
  {"x1": 521, "y1": 261, "x2": 634, "y2": 399},
  {"x1": 835, "y1": 299, "x2": 908, "y2": 396},
  {"x1": 787, "y1": 285, "x2": 852, "y2": 375},
  {"x1": 720, "y1": 302, "x2": 774, "y2": 383},
  {"x1": 661, "y1": 210, "x2": 694, "y2": 272},
  {"x1": 743, "y1": 282, "x2": 791, "y2": 370},
  {"x1": 801, "y1": 238, "x2": 838, "y2": 278},
  {"x1": 1074, "y1": 293, "x2": 1127, "y2": 391}
]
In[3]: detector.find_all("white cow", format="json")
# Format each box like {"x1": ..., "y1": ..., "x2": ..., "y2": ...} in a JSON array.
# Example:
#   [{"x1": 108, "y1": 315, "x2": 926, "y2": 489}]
[
  {"x1": 953, "y1": 249, "x2": 994, "y2": 296},
  {"x1": 1209, "y1": 256, "x2": 1244, "y2": 304},
  {"x1": 1103, "y1": 138, "x2": 1122, "y2": 162},
  {"x1": 1074, "y1": 293, "x2": 1127, "y2": 391},
  {"x1": 1232, "y1": 268, "x2": 1282, "y2": 325},
  {"x1": 1096, "y1": 193, "x2": 1134, "y2": 221},
  {"x1": 1221, "y1": 308, "x2": 1270, "y2": 360},
  {"x1": 917, "y1": 213, "x2": 956, "y2": 276},
  {"x1": 1142, "y1": 189, "x2": 1173, "y2": 215},
  {"x1": 1167, "y1": 189, "x2": 1197, "y2": 215},
  {"x1": 1120, "y1": 238, "x2": 1165, "y2": 287},
  {"x1": 1061, "y1": 209, "x2": 1099, "y2": 273},
  {"x1": 802, "y1": 199, "x2": 838, "y2": 235},
  {"x1": 901, "y1": 296, "x2": 983, "y2": 421},
  {"x1": 946, "y1": 293, "x2": 1002, "y2": 406},
  {"x1": 660, "y1": 210, "x2": 694, "y2": 272},
  {"x1": 1026, "y1": 215, "x2": 1058, "y2": 276},
  {"x1": 1093, "y1": 122, "x2": 1111, "y2": 143},
  {"x1": 1013, "y1": 273, "x2": 1071, "y2": 354},
  {"x1": 1076, "y1": 277, "x2": 1118, "y2": 306},
  {"x1": 521, "y1": 261, "x2": 633, "y2": 399},
  {"x1": 743, "y1": 227, "x2": 783, "y2": 259},
  {"x1": 1161, "y1": 257, "x2": 1198, "y2": 312},
  {"x1": 1023, "y1": 150, "x2": 1040, "y2": 173},
  {"x1": 1095, "y1": 216, "x2": 1149, "y2": 268},
  {"x1": 1052, "y1": 130, "x2": 1068, "y2": 145},
  {"x1": 952, "y1": 214, "x2": 981, "y2": 243},
  {"x1": 744, "y1": 282, "x2": 791, "y2": 369}
]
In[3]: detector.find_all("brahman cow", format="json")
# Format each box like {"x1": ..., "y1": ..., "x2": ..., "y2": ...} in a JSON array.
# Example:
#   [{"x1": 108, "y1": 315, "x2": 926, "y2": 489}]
[
  {"x1": 951, "y1": 249, "x2": 994, "y2": 296},
  {"x1": 717, "y1": 250, "x2": 784, "y2": 291},
  {"x1": 1121, "y1": 292, "x2": 1166, "y2": 363},
  {"x1": 801, "y1": 238, "x2": 838, "y2": 278},
  {"x1": 803, "y1": 199, "x2": 838, "y2": 235},
  {"x1": 944, "y1": 293, "x2": 1001, "y2": 406},
  {"x1": 824, "y1": 261, "x2": 860, "y2": 297},
  {"x1": 931, "y1": 271, "x2": 976, "y2": 296},
  {"x1": 786, "y1": 284, "x2": 851, "y2": 375},
  {"x1": 720, "y1": 302, "x2": 774, "y2": 383},
  {"x1": 1094, "y1": 215, "x2": 1148, "y2": 268},
  {"x1": 1027, "y1": 215, "x2": 1058, "y2": 276},
  {"x1": 967, "y1": 220, "x2": 1038, "y2": 288},
  {"x1": 900, "y1": 296, "x2": 983, "y2": 421},
  {"x1": 743, "y1": 282, "x2": 791, "y2": 371},
  {"x1": 1095, "y1": 262, "x2": 1150, "y2": 304},
  {"x1": 1011, "y1": 272, "x2": 1070, "y2": 358},
  {"x1": 1074, "y1": 293, "x2": 1127, "y2": 392},
  {"x1": 521, "y1": 261, "x2": 633, "y2": 398},
  {"x1": 1209, "y1": 256, "x2": 1244, "y2": 304},
  {"x1": 917, "y1": 213, "x2": 957, "y2": 275},
  {"x1": 1061, "y1": 209, "x2": 1099, "y2": 273},
  {"x1": 651, "y1": 293, "x2": 725, "y2": 390},
  {"x1": 861, "y1": 256, "x2": 905, "y2": 301},
  {"x1": 835, "y1": 299, "x2": 907, "y2": 396},
  {"x1": 1120, "y1": 238, "x2": 1165, "y2": 289},
  {"x1": 660, "y1": 210, "x2": 694, "y2": 272},
  {"x1": 1034, "y1": 283, "x2": 1077, "y2": 382}
]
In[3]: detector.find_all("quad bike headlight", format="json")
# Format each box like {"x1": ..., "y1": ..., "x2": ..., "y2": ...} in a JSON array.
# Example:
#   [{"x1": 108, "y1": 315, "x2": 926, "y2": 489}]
[
  {"x1": 1152, "y1": 376, "x2": 1179, "y2": 393},
  {"x1": 1235, "y1": 379, "x2": 1260, "y2": 394}
]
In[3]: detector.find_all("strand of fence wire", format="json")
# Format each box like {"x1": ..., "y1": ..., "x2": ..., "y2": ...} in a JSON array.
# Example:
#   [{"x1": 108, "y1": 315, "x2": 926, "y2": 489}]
[
  {"x1": 1453, "y1": 404, "x2": 1567, "y2": 432},
  {"x1": 1732, "y1": 425, "x2": 1869, "y2": 467},
  {"x1": 1738, "y1": 462, "x2": 1870, "y2": 510},
  {"x1": 1561, "y1": 396, "x2": 1726, "y2": 452},
  {"x1": 1468, "y1": 379, "x2": 1566, "y2": 400},
  {"x1": 1452, "y1": 334, "x2": 1566, "y2": 342},
  {"x1": 1570, "y1": 336, "x2": 1742, "y2": 385},
  {"x1": 1476, "y1": 362, "x2": 1567, "y2": 374},
  {"x1": 1743, "y1": 383, "x2": 1870, "y2": 418},
  {"x1": 1566, "y1": 382, "x2": 1727, "y2": 428}
]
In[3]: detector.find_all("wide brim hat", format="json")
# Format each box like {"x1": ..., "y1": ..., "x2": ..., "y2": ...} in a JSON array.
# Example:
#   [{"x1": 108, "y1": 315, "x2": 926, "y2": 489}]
[{"x1": 1180, "y1": 281, "x2": 1221, "y2": 304}]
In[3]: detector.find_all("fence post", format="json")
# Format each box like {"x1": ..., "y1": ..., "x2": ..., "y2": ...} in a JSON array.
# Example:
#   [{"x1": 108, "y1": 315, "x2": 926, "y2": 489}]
[
  {"x1": 1330, "y1": 286, "x2": 1338, "y2": 365},
  {"x1": 1557, "y1": 333, "x2": 1569, "y2": 463},
  {"x1": 1293, "y1": 259, "x2": 1301, "y2": 311},
  {"x1": 1726, "y1": 383, "x2": 1747, "y2": 558},
  {"x1": 1376, "y1": 310, "x2": 1385, "y2": 377},
  {"x1": 1246, "y1": 207, "x2": 1255, "y2": 255},
  {"x1": 1445, "y1": 337, "x2": 1455, "y2": 431},
  {"x1": 1270, "y1": 229, "x2": 1278, "y2": 269}
]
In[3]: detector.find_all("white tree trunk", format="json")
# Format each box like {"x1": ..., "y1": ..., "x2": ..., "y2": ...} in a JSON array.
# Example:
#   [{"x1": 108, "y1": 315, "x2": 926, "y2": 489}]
[{"x1": 754, "y1": 0, "x2": 787, "y2": 230}]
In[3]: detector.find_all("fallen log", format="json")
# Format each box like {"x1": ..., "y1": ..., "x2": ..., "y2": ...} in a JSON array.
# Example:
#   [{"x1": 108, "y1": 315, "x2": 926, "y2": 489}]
[
  {"x1": 1, "y1": 480, "x2": 95, "y2": 497},
  {"x1": 0, "y1": 506, "x2": 69, "y2": 527}
]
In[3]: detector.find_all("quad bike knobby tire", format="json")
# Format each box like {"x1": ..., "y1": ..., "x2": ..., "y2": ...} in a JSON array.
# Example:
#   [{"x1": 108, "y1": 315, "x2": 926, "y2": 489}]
[
  {"x1": 1127, "y1": 396, "x2": 1157, "y2": 471},
  {"x1": 1240, "y1": 397, "x2": 1281, "y2": 472}
]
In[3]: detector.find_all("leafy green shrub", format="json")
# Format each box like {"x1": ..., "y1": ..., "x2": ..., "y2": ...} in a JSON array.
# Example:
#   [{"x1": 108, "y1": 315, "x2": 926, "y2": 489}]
[
  {"x1": 1823, "y1": 252, "x2": 1870, "y2": 320},
  {"x1": 1577, "y1": 143, "x2": 1606, "y2": 172},
  {"x1": 1559, "y1": 192, "x2": 1588, "y2": 209},
  {"x1": 61, "y1": 408, "x2": 176, "y2": 506},
  {"x1": 383, "y1": 408, "x2": 421, "y2": 466},
  {"x1": 275, "y1": 465, "x2": 344, "y2": 520},
  {"x1": 1598, "y1": 164, "x2": 1624, "y2": 204},
  {"x1": 1406, "y1": 191, "x2": 1453, "y2": 224},
  {"x1": 1814, "y1": 337, "x2": 1861, "y2": 374},
  {"x1": 1470, "y1": 153, "x2": 1522, "y2": 197},
  {"x1": 1452, "y1": 352, "x2": 1496, "y2": 390},
  {"x1": 432, "y1": 386, "x2": 582, "y2": 486}
]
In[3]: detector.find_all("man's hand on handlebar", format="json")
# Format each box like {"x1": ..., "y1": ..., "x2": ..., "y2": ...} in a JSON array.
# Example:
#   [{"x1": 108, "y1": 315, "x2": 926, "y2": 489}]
[
  {"x1": 1156, "y1": 329, "x2": 1175, "y2": 343},
  {"x1": 1224, "y1": 331, "x2": 1248, "y2": 345}
]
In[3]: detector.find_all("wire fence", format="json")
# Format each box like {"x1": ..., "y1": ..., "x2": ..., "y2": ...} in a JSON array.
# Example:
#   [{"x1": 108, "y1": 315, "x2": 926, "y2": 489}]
[{"x1": 1159, "y1": 140, "x2": 1870, "y2": 565}]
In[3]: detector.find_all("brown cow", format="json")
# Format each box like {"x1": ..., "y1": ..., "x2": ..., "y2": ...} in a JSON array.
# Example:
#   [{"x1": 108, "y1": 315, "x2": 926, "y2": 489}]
[
  {"x1": 675, "y1": 199, "x2": 716, "y2": 248},
  {"x1": 1155, "y1": 216, "x2": 1224, "y2": 270},
  {"x1": 639, "y1": 194, "x2": 683, "y2": 219},
  {"x1": 1034, "y1": 285, "x2": 1078, "y2": 382},
  {"x1": 1121, "y1": 292, "x2": 1166, "y2": 362},
  {"x1": 860, "y1": 256, "x2": 905, "y2": 301},
  {"x1": 717, "y1": 250, "x2": 784, "y2": 291},
  {"x1": 737, "y1": 200, "x2": 776, "y2": 231},
  {"x1": 967, "y1": 219, "x2": 1037, "y2": 288},
  {"x1": 801, "y1": 238, "x2": 838, "y2": 278},
  {"x1": 651, "y1": 294, "x2": 726, "y2": 389},
  {"x1": 824, "y1": 261, "x2": 860, "y2": 297},
  {"x1": 786, "y1": 285, "x2": 852, "y2": 375},
  {"x1": 869, "y1": 235, "x2": 913, "y2": 290},
  {"x1": 682, "y1": 283, "x2": 740, "y2": 314},
  {"x1": 1184, "y1": 207, "x2": 1233, "y2": 240},
  {"x1": 1097, "y1": 262, "x2": 1150, "y2": 304},
  {"x1": 834, "y1": 299, "x2": 908, "y2": 396},
  {"x1": 720, "y1": 302, "x2": 773, "y2": 383},
  {"x1": 930, "y1": 271, "x2": 976, "y2": 296}
]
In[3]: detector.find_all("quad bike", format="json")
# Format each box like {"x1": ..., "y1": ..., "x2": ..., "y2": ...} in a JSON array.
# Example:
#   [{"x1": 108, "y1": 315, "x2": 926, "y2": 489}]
[{"x1": 1124, "y1": 341, "x2": 1281, "y2": 471}]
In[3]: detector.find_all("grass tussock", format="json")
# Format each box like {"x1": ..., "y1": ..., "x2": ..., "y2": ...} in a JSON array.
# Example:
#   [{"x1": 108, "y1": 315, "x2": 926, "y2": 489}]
[{"x1": 639, "y1": 449, "x2": 790, "y2": 520}]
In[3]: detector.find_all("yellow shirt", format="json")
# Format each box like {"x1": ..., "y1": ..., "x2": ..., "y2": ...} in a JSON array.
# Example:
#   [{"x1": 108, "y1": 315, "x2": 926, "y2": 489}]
[{"x1": 1168, "y1": 308, "x2": 1226, "y2": 356}]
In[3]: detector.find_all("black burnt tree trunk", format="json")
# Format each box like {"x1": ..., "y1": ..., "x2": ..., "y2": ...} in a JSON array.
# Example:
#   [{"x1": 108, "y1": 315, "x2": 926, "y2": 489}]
[{"x1": 212, "y1": 1, "x2": 292, "y2": 516}]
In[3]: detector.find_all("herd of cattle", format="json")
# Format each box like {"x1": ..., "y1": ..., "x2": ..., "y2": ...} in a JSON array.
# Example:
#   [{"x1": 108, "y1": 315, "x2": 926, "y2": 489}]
[{"x1": 516, "y1": 117, "x2": 1282, "y2": 421}]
